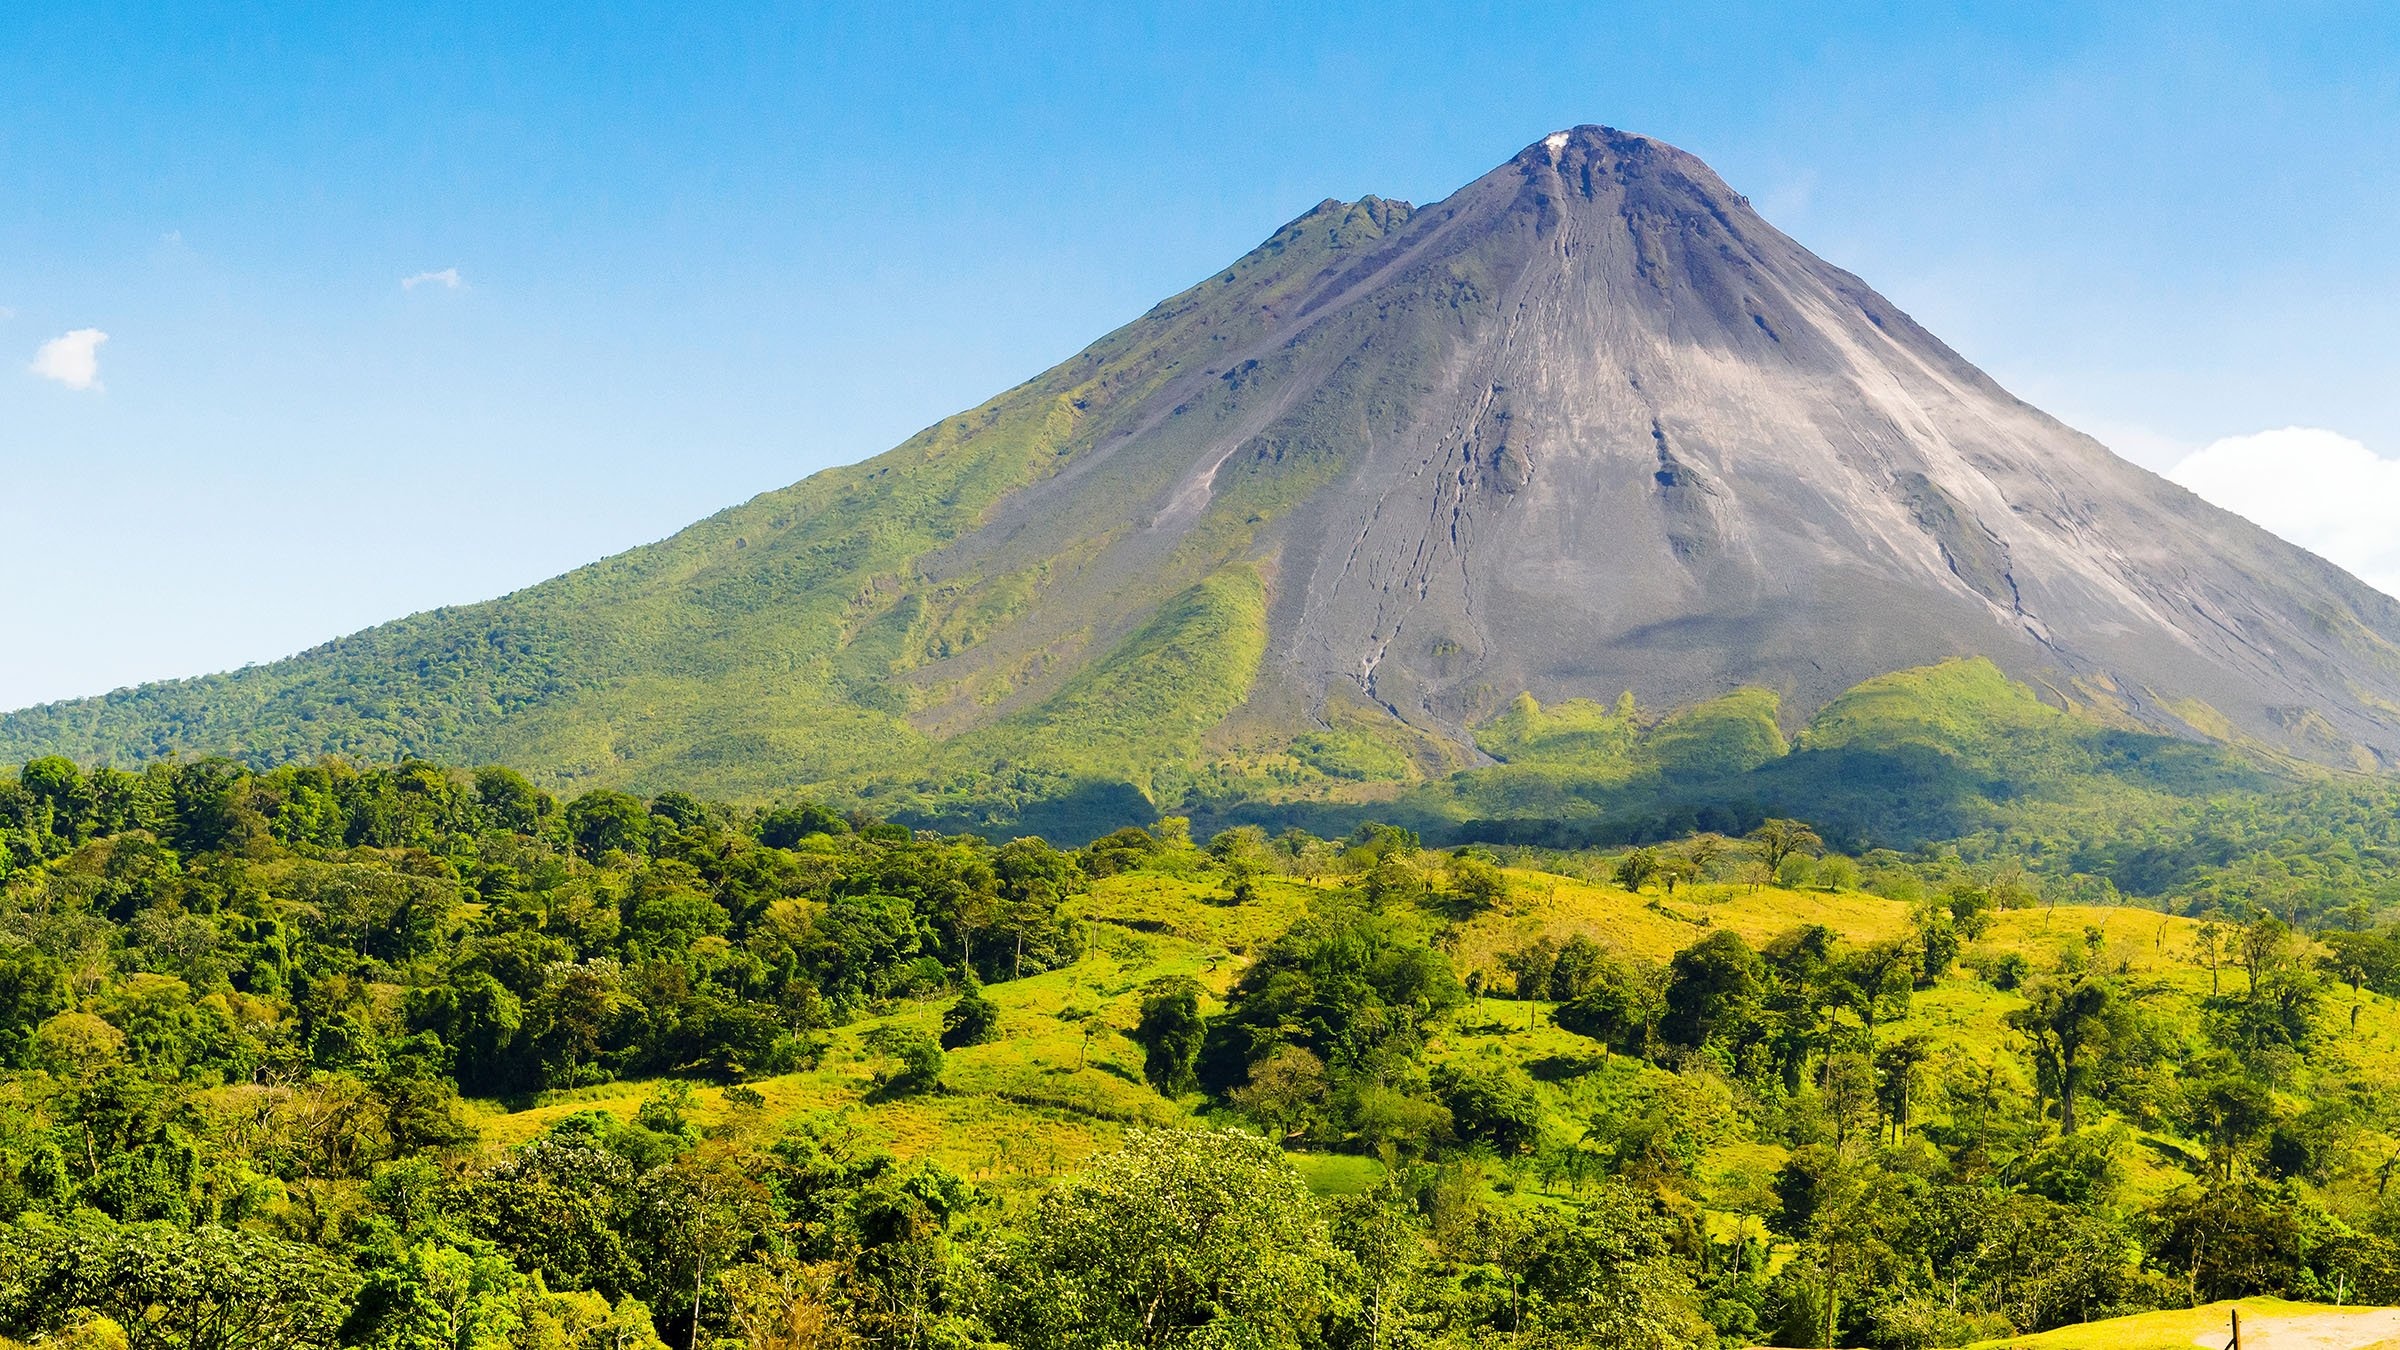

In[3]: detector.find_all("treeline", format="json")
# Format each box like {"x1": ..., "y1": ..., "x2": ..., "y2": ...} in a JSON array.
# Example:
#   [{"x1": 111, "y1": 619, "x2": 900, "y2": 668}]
[
  {"x1": 1437, "y1": 748, "x2": 2400, "y2": 932},
  {"x1": 0, "y1": 755, "x2": 1086, "y2": 1101}
]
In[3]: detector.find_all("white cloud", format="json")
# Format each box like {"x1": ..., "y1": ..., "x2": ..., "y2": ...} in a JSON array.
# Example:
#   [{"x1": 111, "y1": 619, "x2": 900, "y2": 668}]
[
  {"x1": 0, "y1": 306, "x2": 16, "y2": 322},
  {"x1": 2169, "y1": 427, "x2": 2400, "y2": 598},
  {"x1": 28, "y1": 328, "x2": 107, "y2": 391},
  {"x1": 401, "y1": 267, "x2": 463, "y2": 291}
]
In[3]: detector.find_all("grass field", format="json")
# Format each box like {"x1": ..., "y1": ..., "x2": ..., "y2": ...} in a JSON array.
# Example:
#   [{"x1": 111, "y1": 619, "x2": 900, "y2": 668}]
[{"x1": 464, "y1": 858, "x2": 2400, "y2": 1276}]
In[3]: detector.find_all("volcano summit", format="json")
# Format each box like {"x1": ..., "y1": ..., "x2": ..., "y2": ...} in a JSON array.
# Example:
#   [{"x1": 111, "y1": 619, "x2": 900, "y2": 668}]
[{"x1": 10, "y1": 127, "x2": 2399, "y2": 823}]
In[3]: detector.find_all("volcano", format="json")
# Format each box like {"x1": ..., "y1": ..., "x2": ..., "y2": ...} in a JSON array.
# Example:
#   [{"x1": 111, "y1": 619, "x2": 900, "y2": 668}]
[{"x1": 10, "y1": 126, "x2": 2400, "y2": 811}]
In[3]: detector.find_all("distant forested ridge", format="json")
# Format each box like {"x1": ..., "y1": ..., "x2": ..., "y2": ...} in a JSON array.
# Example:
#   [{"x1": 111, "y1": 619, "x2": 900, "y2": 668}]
[{"x1": 7, "y1": 752, "x2": 2400, "y2": 1348}]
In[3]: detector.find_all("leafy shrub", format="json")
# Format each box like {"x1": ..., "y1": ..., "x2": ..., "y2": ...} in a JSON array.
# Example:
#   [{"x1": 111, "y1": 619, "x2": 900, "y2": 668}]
[
  {"x1": 942, "y1": 984, "x2": 1000, "y2": 1049},
  {"x1": 863, "y1": 1026, "x2": 943, "y2": 1097}
]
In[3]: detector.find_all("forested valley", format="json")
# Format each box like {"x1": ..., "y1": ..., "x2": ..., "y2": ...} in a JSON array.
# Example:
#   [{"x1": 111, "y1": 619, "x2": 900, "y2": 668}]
[{"x1": 7, "y1": 755, "x2": 2400, "y2": 1350}]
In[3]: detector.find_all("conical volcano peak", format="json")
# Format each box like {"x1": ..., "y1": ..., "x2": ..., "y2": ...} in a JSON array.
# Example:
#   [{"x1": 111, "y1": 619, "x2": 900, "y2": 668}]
[
  {"x1": 1514, "y1": 124, "x2": 1744, "y2": 200},
  {"x1": 1442, "y1": 125, "x2": 1788, "y2": 311},
  {"x1": 11, "y1": 123, "x2": 2400, "y2": 802},
  {"x1": 1527, "y1": 122, "x2": 1674, "y2": 161}
]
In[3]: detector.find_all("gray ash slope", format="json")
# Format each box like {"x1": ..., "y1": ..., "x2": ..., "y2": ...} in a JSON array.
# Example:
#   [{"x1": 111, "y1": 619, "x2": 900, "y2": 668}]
[
  {"x1": 1209, "y1": 126, "x2": 2400, "y2": 764},
  {"x1": 8, "y1": 125, "x2": 2400, "y2": 788}
]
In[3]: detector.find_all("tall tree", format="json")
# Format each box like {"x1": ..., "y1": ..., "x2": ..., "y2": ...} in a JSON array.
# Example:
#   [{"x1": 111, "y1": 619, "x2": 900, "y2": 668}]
[
  {"x1": 632, "y1": 1147, "x2": 774, "y2": 1350},
  {"x1": 1746, "y1": 819, "x2": 1824, "y2": 873},
  {"x1": 1661, "y1": 931, "x2": 1764, "y2": 1053},
  {"x1": 1131, "y1": 978, "x2": 1206, "y2": 1097},
  {"x1": 2006, "y1": 974, "x2": 2129, "y2": 1135},
  {"x1": 1874, "y1": 1033, "x2": 1934, "y2": 1143}
]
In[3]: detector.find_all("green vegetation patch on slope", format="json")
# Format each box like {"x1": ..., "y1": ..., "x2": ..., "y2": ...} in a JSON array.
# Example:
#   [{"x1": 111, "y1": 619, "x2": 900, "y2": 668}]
[
  {"x1": 979, "y1": 565, "x2": 1271, "y2": 781},
  {"x1": 1370, "y1": 660, "x2": 2282, "y2": 859},
  {"x1": 860, "y1": 566, "x2": 1271, "y2": 840},
  {"x1": 1475, "y1": 690, "x2": 1644, "y2": 769},
  {"x1": 1646, "y1": 686, "x2": 1791, "y2": 778}
]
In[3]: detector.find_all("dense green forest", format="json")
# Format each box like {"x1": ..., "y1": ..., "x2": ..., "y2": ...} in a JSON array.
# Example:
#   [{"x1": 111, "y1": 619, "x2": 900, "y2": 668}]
[{"x1": 8, "y1": 754, "x2": 2400, "y2": 1349}]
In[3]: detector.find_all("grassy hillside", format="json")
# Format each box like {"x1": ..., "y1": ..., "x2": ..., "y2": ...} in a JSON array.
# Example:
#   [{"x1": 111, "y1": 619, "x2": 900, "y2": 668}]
[
  {"x1": 1178, "y1": 659, "x2": 2321, "y2": 913},
  {"x1": 861, "y1": 565, "x2": 1276, "y2": 839},
  {"x1": 453, "y1": 861, "x2": 2400, "y2": 1212}
]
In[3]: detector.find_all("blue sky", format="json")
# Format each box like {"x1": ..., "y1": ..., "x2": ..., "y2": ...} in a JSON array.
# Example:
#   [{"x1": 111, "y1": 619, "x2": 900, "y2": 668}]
[{"x1": 4, "y1": 2, "x2": 2397, "y2": 711}]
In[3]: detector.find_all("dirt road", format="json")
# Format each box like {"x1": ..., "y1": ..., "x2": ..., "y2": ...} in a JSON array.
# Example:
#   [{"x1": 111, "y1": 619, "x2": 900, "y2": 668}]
[{"x1": 2191, "y1": 1307, "x2": 2400, "y2": 1350}]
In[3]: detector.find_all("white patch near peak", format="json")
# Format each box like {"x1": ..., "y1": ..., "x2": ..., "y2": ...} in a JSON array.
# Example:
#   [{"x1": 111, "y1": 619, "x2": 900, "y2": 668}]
[{"x1": 1544, "y1": 132, "x2": 1570, "y2": 152}]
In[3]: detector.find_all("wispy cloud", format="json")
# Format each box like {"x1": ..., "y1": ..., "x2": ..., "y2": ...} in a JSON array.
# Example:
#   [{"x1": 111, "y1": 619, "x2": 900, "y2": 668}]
[
  {"x1": 29, "y1": 329, "x2": 107, "y2": 391},
  {"x1": 401, "y1": 267, "x2": 464, "y2": 291},
  {"x1": 1755, "y1": 168, "x2": 1820, "y2": 224},
  {"x1": 2169, "y1": 427, "x2": 2400, "y2": 598},
  {"x1": 2078, "y1": 417, "x2": 2194, "y2": 472}
]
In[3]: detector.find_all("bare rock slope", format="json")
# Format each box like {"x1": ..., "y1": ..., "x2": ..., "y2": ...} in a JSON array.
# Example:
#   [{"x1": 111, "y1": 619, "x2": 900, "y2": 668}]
[{"x1": 931, "y1": 125, "x2": 2400, "y2": 766}]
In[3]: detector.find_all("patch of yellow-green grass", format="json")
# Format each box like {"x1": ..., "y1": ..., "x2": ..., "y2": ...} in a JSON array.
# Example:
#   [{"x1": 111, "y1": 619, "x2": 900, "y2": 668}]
[
  {"x1": 1976, "y1": 1299, "x2": 2400, "y2": 1350},
  {"x1": 1976, "y1": 905, "x2": 2218, "y2": 981},
  {"x1": 1290, "y1": 1151, "x2": 1387, "y2": 1197},
  {"x1": 1430, "y1": 1008, "x2": 1602, "y2": 1063},
  {"x1": 839, "y1": 1093, "x2": 1129, "y2": 1188},
  {"x1": 1072, "y1": 871, "x2": 1321, "y2": 971},
  {"x1": 469, "y1": 1050, "x2": 871, "y2": 1152},
  {"x1": 469, "y1": 1085, "x2": 656, "y2": 1146},
  {"x1": 936, "y1": 957, "x2": 1189, "y2": 1128},
  {"x1": 1700, "y1": 1140, "x2": 1788, "y2": 1217},
  {"x1": 1474, "y1": 691, "x2": 1643, "y2": 767},
  {"x1": 1449, "y1": 871, "x2": 1913, "y2": 978},
  {"x1": 1700, "y1": 1205, "x2": 1776, "y2": 1255}
]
